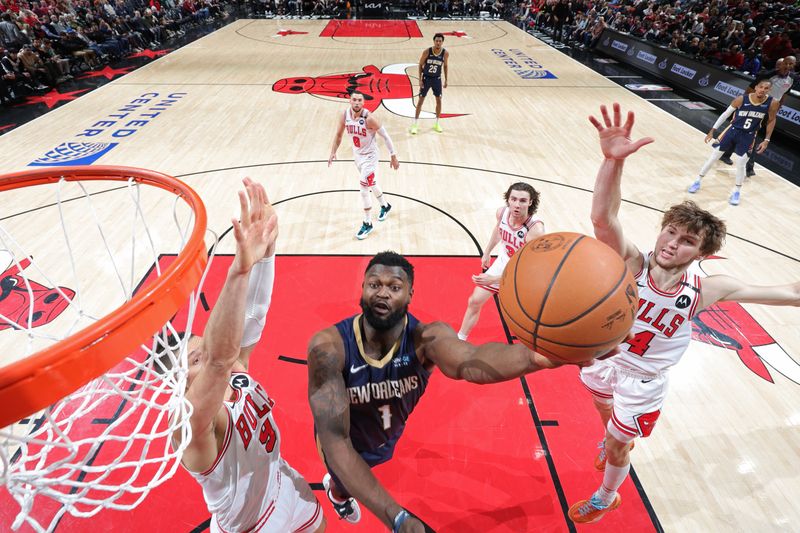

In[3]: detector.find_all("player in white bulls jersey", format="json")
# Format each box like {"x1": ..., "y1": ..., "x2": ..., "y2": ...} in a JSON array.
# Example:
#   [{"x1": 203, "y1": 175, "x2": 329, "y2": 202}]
[
  {"x1": 169, "y1": 179, "x2": 325, "y2": 533},
  {"x1": 328, "y1": 91, "x2": 399, "y2": 240},
  {"x1": 568, "y1": 103, "x2": 800, "y2": 524},
  {"x1": 457, "y1": 182, "x2": 544, "y2": 341}
]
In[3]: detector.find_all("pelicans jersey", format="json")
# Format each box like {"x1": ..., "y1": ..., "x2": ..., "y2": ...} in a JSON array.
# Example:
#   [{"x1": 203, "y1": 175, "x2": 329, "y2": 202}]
[
  {"x1": 731, "y1": 94, "x2": 772, "y2": 132},
  {"x1": 334, "y1": 313, "x2": 430, "y2": 466},
  {"x1": 424, "y1": 47, "x2": 445, "y2": 79},
  {"x1": 480, "y1": 207, "x2": 543, "y2": 293},
  {"x1": 190, "y1": 373, "x2": 322, "y2": 533},
  {"x1": 580, "y1": 253, "x2": 702, "y2": 441},
  {"x1": 718, "y1": 95, "x2": 772, "y2": 156},
  {"x1": 345, "y1": 107, "x2": 377, "y2": 158}
]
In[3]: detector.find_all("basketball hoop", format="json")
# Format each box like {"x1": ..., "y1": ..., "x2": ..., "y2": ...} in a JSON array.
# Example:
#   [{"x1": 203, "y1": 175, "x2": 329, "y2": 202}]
[{"x1": 0, "y1": 166, "x2": 211, "y2": 532}]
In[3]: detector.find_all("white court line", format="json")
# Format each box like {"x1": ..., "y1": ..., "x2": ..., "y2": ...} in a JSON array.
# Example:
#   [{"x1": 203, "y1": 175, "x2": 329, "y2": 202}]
[
  {"x1": 644, "y1": 98, "x2": 690, "y2": 101},
  {"x1": 605, "y1": 75, "x2": 643, "y2": 78}
]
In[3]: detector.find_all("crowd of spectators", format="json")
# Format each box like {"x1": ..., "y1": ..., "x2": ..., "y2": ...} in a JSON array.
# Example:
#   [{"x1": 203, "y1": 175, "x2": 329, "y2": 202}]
[
  {"x1": 0, "y1": 0, "x2": 229, "y2": 105},
  {"x1": 518, "y1": 0, "x2": 798, "y2": 76}
]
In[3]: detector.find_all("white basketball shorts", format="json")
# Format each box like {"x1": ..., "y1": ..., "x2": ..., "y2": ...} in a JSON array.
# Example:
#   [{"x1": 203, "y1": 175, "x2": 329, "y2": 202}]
[{"x1": 355, "y1": 151, "x2": 378, "y2": 187}]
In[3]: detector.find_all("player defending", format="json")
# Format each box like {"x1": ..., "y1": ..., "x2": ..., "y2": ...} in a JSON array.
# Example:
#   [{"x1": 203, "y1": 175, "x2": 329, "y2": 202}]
[
  {"x1": 569, "y1": 103, "x2": 800, "y2": 524},
  {"x1": 457, "y1": 183, "x2": 544, "y2": 341},
  {"x1": 308, "y1": 251, "x2": 607, "y2": 532},
  {"x1": 173, "y1": 179, "x2": 325, "y2": 533},
  {"x1": 687, "y1": 79, "x2": 779, "y2": 205},
  {"x1": 410, "y1": 33, "x2": 449, "y2": 135},
  {"x1": 329, "y1": 91, "x2": 400, "y2": 240}
]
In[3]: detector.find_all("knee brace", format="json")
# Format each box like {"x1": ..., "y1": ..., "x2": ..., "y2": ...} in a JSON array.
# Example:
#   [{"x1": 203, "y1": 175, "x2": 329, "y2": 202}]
[{"x1": 360, "y1": 186, "x2": 372, "y2": 210}]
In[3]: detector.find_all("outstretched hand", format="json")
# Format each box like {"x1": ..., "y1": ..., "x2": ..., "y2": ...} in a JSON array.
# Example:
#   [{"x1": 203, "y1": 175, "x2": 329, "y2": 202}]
[
  {"x1": 589, "y1": 103, "x2": 654, "y2": 160},
  {"x1": 231, "y1": 177, "x2": 278, "y2": 274}
]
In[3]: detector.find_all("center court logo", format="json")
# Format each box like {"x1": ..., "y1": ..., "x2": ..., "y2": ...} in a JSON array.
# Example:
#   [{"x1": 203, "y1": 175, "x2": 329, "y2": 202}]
[
  {"x1": 29, "y1": 92, "x2": 187, "y2": 166},
  {"x1": 491, "y1": 49, "x2": 557, "y2": 79}
]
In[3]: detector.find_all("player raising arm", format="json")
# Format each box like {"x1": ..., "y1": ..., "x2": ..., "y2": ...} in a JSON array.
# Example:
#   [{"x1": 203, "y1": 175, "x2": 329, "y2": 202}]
[{"x1": 568, "y1": 103, "x2": 800, "y2": 524}]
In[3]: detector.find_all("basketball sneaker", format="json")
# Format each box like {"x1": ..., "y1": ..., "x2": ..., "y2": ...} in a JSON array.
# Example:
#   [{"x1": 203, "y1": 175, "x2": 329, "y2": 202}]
[
  {"x1": 356, "y1": 221, "x2": 373, "y2": 240},
  {"x1": 410, "y1": 124, "x2": 418, "y2": 135},
  {"x1": 719, "y1": 156, "x2": 734, "y2": 166},
  {"x1": 378, "y1": 203, "x2": 392, "y2": 221},
  {"x1": 729, "y1": 190, "x2": 741, "y2": 206},
  {"x1": 687, "y1": 179, "x2": 701, "y2": 194},
  {"x1": 323, "y1": 473, "x2": 361, "y2": 524},
  {"x1": 433, "y1": 123, "x2": 443, "y2": 133},
  {"x1": 568, "y1": 494, "x2": 622, "y2": 524},
  {"x1": 595, "y1": 439, "x2": 634, "y2": 471}
]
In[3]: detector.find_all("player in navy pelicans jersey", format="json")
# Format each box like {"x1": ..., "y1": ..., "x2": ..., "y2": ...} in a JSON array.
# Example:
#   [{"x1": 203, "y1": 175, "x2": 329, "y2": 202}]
[
  {"x1": 687, "y1": 78, "x2": 779, "y2": 205},
  {"x1": 410, "y1": 33, "x2": 449, "y2": 134},
  {"x1": 173, "y1": 179, "x2": 324, "y2": 533},
  {"x1": 308, "y1": 251, "x2": 594, "y2": 532},
  {"x1": 568, "y1": 103, "x2": 800, "y2": 524},
  {"x1": 457, "y1": 182, "x2": 545, "y2": 341}
]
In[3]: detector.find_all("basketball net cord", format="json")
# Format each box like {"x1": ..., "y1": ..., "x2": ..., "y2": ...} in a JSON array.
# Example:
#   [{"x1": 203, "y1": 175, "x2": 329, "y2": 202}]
[{"x1": 0, "y1": 177, "x2": 216, "y2": 532}]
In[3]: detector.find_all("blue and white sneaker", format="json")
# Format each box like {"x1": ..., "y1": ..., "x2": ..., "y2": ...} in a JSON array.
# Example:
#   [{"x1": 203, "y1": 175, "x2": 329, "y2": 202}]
[
  {"x1": 687, "y1": 180, "x2": 701, "y2": 194},
  {"x1": 356, "y1": 221, "x2": 373, "y2": 240},
  {"x1": 323, "y1": 473, "x2": 361, "y2": 523},
  {"x1": 728, "y1": 190, "x2": 741, "y2": 206},
  {"x1": 378, "y1": 203, "x2": 392, "y2": 222}
]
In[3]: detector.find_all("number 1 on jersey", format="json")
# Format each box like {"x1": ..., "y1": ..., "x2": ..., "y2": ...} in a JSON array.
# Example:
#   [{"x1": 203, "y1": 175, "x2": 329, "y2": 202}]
[{"x1": 378, "y1": 404, "x2": 391, "y2": 430}]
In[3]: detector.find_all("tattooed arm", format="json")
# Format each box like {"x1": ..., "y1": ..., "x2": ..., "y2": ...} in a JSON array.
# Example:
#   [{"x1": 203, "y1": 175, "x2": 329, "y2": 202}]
[{"x1": 307, "y1": 327, "x2": 422, "y2": 530}]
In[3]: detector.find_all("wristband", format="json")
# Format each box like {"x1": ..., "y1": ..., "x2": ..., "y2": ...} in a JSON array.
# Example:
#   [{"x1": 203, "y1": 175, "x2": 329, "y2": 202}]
[
  {"x1": 393, "y1": 509, "x2": 411, "y2": 532},
  {"x1": 764, "y1": 139, "x2": 770, "y2": 142}
]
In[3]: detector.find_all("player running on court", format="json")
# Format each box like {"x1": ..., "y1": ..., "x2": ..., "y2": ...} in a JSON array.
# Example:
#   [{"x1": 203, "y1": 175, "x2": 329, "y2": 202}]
[
  {"x1": 457, "y1": 182, "x2": 545, "y2": 341},
  {"x1": 687, "y1": 79, "x2": 779, "y2": 205},
  {"x1": 329, "y1": 91, "x2": 400, "y2": 240}
]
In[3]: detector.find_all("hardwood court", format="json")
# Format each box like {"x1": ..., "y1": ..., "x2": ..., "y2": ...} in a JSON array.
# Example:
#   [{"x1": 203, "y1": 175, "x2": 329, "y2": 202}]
[{"x1": 1, "y1": 19, "x2": 799, "y2": 532}]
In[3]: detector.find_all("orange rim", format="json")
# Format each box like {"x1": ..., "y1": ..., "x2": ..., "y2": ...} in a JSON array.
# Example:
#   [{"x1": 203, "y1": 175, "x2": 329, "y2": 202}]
[{"x1": 0, "y1": 166, "x2": 208, "y2": 428}]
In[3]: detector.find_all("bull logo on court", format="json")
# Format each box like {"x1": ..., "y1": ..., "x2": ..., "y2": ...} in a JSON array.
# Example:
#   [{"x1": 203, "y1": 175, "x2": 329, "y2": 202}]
[
  {"x1": 0, "y1": 250, "x2": 75, "y2": 331},
  {"x1": 272, "y1": 64, "x2": 467, "y2": 119},
  {"x1": 692, "y1": 256, "x2": 800, "y2": 386}
]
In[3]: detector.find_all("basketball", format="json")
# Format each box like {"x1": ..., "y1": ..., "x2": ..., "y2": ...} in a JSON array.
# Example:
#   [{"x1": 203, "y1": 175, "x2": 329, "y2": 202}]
[{"x1": 498, "y1": 232, "x2": 638, "y2": 363}]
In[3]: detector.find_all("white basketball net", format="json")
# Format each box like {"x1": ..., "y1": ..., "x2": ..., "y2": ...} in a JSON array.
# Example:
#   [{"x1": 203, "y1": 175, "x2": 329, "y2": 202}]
[{"x1": 0, "y1": 176, "x2": 214, "y2": 532}]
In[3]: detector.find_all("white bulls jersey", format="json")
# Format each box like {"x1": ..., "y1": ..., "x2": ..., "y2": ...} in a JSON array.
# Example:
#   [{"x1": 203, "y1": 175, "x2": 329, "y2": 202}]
[
  {"x1": 191, "y1": 372, "x2": 282, "y2": 532},
  {"x1": 498, "y1": 207, "x2": 542, "y2": 259},
  {"x1": 345, "y1": 107, "x2": 377, "y2": 157},
  {"x1": 612, "y1": 252, "x2": 702, "y2": 375}
]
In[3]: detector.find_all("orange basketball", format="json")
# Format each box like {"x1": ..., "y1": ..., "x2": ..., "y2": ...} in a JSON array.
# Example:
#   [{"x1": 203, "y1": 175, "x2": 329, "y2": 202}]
[{"x1": 498, "y1": 232, "x2": 638, "y2": 363}]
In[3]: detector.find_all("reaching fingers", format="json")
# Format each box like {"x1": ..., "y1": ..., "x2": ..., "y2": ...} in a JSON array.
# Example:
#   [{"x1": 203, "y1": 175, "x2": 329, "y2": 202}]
[
  {"x1": 589, "y1": 115, "x2": 603, "y2": 132},
  {"x1": 623, "y1": 110, "x2": 634, "y2": 136},
  {"x1": 601, "y1": 104, "x2": 612, "y2": 128},
  {"x1": 231, "y1": 217, "x2": 243, "y2": 243},
  {"x1": 237, "y1": 189, "x2": 250, "y2": 227},
  {"x1": 630, "y1": 136, "x2": 655, "y2": 153},
  {"x1": 247, "y1": 181, "x2": 263, "y2": 221},
  {"x1": 613, "y1": 102, "x2": 621, "y2": 127}
]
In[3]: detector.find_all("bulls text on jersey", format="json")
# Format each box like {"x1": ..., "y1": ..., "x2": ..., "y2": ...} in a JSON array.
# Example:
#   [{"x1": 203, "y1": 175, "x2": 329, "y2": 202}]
[{"x1": 233, "y1": 383, "x2": 277, "y2": 452}]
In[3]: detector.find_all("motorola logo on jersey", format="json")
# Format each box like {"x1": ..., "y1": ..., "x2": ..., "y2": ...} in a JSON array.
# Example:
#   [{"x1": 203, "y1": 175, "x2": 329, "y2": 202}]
[
  {"x1": 675, "y1": 295, "x2": 692, "y2": 309},
  {"x1": 272, "y1": 64, "x2": 467, "y2": 120},
  {"x1": 517, "y1": 230, "x2": 525, "y2": 239},
  {"x1": 231, "y1": 374, "x2": 250, "y2": 389}
]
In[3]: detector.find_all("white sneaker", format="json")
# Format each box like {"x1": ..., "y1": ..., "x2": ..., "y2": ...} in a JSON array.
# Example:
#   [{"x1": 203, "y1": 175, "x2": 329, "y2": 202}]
[{"x1": 323, "y1": 473, "x2": 361, "y2": 523}]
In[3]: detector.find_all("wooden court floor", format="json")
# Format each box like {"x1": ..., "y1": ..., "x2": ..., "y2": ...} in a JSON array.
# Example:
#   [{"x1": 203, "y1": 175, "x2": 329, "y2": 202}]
[{"x1": 1, "y1": 19, "x2": 799, "y2": 532}]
